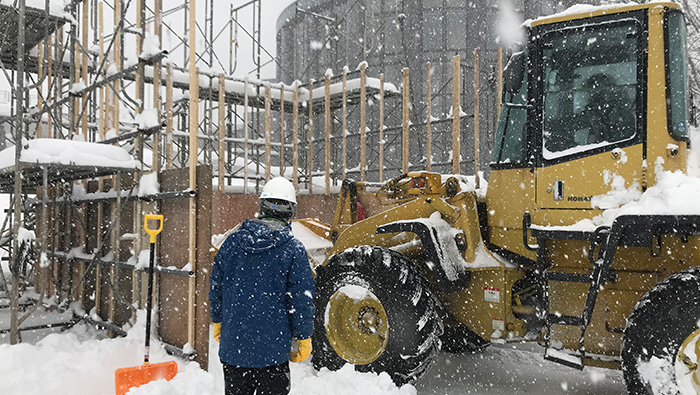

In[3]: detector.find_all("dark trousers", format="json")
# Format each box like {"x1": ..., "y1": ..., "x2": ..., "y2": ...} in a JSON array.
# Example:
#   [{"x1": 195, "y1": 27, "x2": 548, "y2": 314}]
[{"x1": 222, "y1": 361, "x2": 290, "y2": 395}]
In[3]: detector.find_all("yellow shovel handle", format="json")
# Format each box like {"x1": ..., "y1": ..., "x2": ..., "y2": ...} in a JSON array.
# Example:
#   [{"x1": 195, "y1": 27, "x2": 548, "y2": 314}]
[{"x1": 144, "y1": 214, "x2": 164, "y2": 243}]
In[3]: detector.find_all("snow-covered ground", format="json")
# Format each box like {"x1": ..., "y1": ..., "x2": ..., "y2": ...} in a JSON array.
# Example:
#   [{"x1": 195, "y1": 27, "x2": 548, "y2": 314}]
[{"x1": 0, "y1": 306, "x2": 625, "y2": 395}]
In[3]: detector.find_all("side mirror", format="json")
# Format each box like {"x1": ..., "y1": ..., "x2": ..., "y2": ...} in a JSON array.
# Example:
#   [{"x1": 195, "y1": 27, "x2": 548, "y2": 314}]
[{"x1": 503, "y1": 51, "x2": 526, "y2": 95}]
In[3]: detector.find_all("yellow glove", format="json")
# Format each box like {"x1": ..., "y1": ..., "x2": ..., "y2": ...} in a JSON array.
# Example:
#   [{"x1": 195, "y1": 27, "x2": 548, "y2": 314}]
[
  {"x1": 289, "y1": 338, "x2": 312, "y2": 362},
  {"x1": 213, "y1": 322, "x2": 221, "y2": 342}
]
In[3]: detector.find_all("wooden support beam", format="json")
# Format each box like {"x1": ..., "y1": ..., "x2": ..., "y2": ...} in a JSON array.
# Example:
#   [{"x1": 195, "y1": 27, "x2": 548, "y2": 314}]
[
  {"x1": 497, "y1": 46, "x2": 503, "y2": 121},
  {"x1": 452, "y1": 55, "x2": 461, "y2": 174},
  {"x1": 264, "y1": 85, "x2": 271, "y2": 182},
  {"x1": 474, "y1": 49, "x2": 480, "y2": 189},
  {"x1": 153, "y1": 0, "x2": 163, "y2": 172},
  {"x1": 280, "y1": 84, "x2": 285, "y2": 177},
  {"x1": 166, "y1": 64, "x2": 173, "y2": 169},
  {"x1": 402, "y1": 68, "x2": 410, "y2": 174},
  {"x1": 379, "y1": 74, "x2": 384, "y2": 182},
  {"x1": 188, "y1": 0, "x2": 198, "y2": 349},
  {"x1": 324, "y1": 73, "x2": 331, "y2": 195},
  {"x1": 98, "y1": 2, "x2": 105, "y2": 141},
  {"x1": 360, "y1": 63, "x2": 366, "y2": 181},
  {"x1": 37, "y1": 41, "x2": 43, "y2": 138},
  {"x1": 46, "y1": 35, "x2": 52, "y2": 137},
  {"x1": 426, "y1": 62, "x2": 432, "y2": 172},
  {"x1": 293, "y1": 82, "x2": 299, "y2": 190},
  {"x1": 113, "y1": 0, "x2": 121, "y2": 136},
  {"x1": 81, "y1": 0, "x2": 88, "y2": 141},
  {"x1": 308, "y1": 82, "x2": 313, "y2": 194},
  {"x1": 218, "y1": 74, "x2": 225, "y2": 191},
  {"x1": 55, "y1": 28, "x2": 63, "y2": 139},
  {"x1": 243, "y1": 79, "x2": 249, "y2": 194},
  {"x1": 342, "y1": 69, "x2": 347, "y2": 180}
]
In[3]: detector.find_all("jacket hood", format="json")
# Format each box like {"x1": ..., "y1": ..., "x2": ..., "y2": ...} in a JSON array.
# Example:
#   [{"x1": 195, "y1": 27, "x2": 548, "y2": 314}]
[{"x1": 238, "y1": 219, "x2": 293, "y2": 254}]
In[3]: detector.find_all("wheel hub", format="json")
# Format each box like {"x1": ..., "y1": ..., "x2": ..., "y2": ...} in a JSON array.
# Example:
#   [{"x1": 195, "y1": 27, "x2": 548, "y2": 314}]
[
  {"x1": 357, "y1": 306, "x2": 381, "y2": 335},
  {"x1": 325, "y1": 285, "x2": 389, "y2": 365},
  {"x1": 676, "y1": 328, "x2": 700, "y2": 394}
]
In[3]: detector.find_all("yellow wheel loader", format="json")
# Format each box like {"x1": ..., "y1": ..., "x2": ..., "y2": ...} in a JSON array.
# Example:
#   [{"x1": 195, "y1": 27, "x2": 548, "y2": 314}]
[{"x1": 310, "y1": 3, "x2": 700, "y2": 393}]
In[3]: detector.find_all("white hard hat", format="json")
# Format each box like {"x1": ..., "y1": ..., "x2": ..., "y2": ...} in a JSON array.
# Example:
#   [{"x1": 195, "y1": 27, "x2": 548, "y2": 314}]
[{"x1": 260, "y1": 177, "x2": 297, "y2": 204}]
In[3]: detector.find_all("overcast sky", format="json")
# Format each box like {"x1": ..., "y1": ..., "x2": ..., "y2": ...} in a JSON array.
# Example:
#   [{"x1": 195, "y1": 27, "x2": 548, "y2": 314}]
[{"x1": 225, "y1": 0, "x2": 296, "y2": 79}]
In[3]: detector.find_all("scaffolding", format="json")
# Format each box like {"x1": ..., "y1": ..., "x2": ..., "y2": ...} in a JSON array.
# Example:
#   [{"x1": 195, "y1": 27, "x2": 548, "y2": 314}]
[{"x1": 0, "y1": 0, "x2": 496, "y2": 370}]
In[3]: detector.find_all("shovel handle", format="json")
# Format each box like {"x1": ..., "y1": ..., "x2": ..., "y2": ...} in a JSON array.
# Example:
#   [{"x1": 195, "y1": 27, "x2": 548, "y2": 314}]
[{"x1": 144, "y1": 214, "x2": 164, "y2": 243}]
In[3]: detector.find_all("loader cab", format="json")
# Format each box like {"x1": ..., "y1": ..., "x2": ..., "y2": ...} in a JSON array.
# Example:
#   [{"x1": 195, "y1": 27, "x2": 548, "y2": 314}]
[{"x1": 487, "y1": 3, "x2": 691, "y2": 257}]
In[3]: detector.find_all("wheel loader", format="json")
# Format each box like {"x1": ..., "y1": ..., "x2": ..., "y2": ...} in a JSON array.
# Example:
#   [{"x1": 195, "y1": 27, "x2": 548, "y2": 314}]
[{"x1": 309, "y1": 3, "x2": 700, "y2": 394}]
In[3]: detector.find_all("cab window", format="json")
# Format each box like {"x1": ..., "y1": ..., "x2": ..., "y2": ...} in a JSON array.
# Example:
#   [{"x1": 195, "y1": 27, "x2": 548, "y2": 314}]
[
  {"x1": 541, "y1": 20, "x2": 641, "y2": 160},
  {"x1": 665, "y1": 10, "x2": 690, "y2": 140},
  {"x1": 493, "y1": 53, "x2": 528, "y2": 165}
]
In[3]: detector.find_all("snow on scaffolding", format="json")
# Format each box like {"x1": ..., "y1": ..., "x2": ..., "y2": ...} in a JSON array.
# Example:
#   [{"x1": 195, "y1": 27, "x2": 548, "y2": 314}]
[
  {"x1": 0, "y1": 0, "x2": 69, "y2": 18},
  {"x1": 0, "y1": 139, "x2": 141, "y2": 192}
]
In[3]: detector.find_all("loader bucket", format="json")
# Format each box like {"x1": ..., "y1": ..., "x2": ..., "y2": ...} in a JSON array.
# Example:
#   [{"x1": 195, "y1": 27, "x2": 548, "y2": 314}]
[{"x1": 114, "y1": 361, "x2": 178, "y2": 395}]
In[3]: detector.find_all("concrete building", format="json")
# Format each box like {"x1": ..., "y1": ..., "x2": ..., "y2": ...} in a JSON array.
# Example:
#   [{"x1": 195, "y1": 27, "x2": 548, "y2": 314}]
[{"x1": 276, "y1": 0, "x2": 594, "y2": 179}]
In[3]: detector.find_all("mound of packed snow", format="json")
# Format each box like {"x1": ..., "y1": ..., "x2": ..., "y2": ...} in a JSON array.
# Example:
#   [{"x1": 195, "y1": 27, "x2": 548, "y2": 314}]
[{"x1": 0, "y1": 308, "x2": 415, "y2": 395}]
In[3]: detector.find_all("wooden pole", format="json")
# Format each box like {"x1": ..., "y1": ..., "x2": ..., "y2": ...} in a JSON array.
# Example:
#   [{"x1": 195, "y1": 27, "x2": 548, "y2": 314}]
[
  {"x1": 264, "y1": 85, "x2": 271, "y2": 181},
  {"x1": 474, "y1": 49, "x2": 480, "y2": 189},
  {"x1": 379, "y1": 74, "x2": 385, "y2": 182},
  {"x1": 308, "y1": 82, "x2": 314, "y2": 194},
  {"x1": 243, "y1": 78, "x2": 249, "y2": 194},
  {"x1": 280, "y1": 84, "x2": 285, "y2": 177},
  {"x1": 218, "y1": 74, "x2": 225, "y2": 191},
  {"x1": 166, "y1": 64, "x2": 173, "y2": 169},
  {"x1": 98, "y1": 2, "x2": 105, "y2": 141},
  {"x1": 113, "y1": 0, "x2": 121, "y2": 136},
  {"x1": 342, "y1": 69, "x2": 347, "y2": 180},
  {"x1": 360, "y1": 64, "x2": 367, "y2": 181},
  {"x1": 324, "y1": 73, "x2": 331, "y2": 195},
  {"x1": 152, "y1": 0, "x2": 162, "y2": 172},
  {"x1": 402, "y1": 68, "x2": 410, "y2": 174},
  {"x1": 187, "y1": 0, "x2": 198, "y2": 349},
  {"x1": 452, "y1": 55, "x2": 461, "y2": 174},
  {"x1": 426, "y1": 62, "x2": 432, "y2": 172},
  {"x1": 497, "y1": 46, "x2": 503, "y2": 121},
  {"x1": 81, "y1": 0, "x2": 88, "y2": 141},
  {"x1": 46, "y1": 35, "x2": 52, "y2": 137},
  {"x1": 37, "y1": 41, "x2": 43, "y2": 138},
  {"x1": 55, "y1": 28, "x2": 63, "y2": 139},
  {"x1": 96, "y1": 1, "x2": 105, "y2": 314},
  {"x1": 293, "y1": 82, "x2": 299, "y2": 190}
]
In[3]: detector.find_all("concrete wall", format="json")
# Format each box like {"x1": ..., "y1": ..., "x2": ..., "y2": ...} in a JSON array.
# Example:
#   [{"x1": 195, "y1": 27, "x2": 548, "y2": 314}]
[{"x1": 212, "y1": 192, "x2": 339, "y2": 235}]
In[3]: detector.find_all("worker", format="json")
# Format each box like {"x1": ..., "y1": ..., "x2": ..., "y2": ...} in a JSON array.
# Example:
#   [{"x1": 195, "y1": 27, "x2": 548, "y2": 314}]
[{"x1": 209, "y1": 176, "x2": 315, "y2": 395}]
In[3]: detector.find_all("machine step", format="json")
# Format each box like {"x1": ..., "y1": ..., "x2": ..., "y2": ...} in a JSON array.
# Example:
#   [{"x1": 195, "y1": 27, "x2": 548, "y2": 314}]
[{"x1": 544, "y1": 348, "x2": 585, "y2": 370}]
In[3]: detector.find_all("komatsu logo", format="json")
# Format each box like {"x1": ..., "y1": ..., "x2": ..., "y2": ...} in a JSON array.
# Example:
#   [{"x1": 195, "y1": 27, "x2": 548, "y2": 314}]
[{"x1": 568, "y1": 196, "x2": 592, "y2": 202}]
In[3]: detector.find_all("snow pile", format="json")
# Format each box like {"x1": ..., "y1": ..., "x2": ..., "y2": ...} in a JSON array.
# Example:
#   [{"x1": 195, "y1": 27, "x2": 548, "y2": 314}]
[
  {"x1": 440, "y1": 173, "x2": 488, "y2": 199},
  {"x1": 0, "y1": 139, "x2": 141, "y2": 170},
  {"x1": 546, "y1": 127, "x2": 700, "y2": 231},
  {"x1": 135, "y1": 108, "x2": 160, "y2": 130},
  {"x1": 637, "y1": 355, "x2": 680, "y2": 395},
  {"x1": 0, "y1": 310, "x2": 176, "y2": 395},
  {"x1": 0, "y1": 309, "x2": 416, "y2": 395},
  {"x1": 591, "y1": 165, "x2": 700, "y2": 227},
  {"x1": 138, "y1": 171, "x2": 160, "y2": 196}
]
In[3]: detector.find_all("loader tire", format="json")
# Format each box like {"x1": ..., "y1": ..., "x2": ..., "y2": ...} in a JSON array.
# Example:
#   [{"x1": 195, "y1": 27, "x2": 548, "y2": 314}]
[
  {"x1": 312, "y1": 246, "x2": 443, "y2": 385},
  {"x1": 621, "y1": 266, "x2": 700, "y2": 395}
]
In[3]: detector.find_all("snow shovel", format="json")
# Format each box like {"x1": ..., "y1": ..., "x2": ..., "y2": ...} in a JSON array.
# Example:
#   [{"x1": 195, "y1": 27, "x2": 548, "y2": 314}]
[{"x1": 115, "y1": 214, "x2": 177, "y2": 395}]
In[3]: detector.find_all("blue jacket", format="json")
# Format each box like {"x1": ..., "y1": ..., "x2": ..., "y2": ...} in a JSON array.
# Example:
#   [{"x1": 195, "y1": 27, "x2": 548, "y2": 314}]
[{"x1": 209, "y1": 218, "x2": 315, "y2": 368}]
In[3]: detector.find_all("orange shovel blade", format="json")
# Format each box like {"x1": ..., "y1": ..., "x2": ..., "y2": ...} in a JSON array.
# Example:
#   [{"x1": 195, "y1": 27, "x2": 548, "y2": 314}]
[{"x1": 115, "y1": 361, "x2": 178, "y2": 395}]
